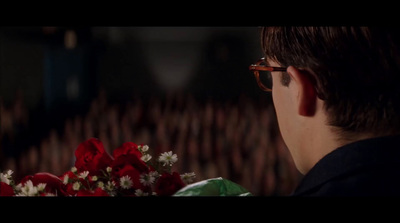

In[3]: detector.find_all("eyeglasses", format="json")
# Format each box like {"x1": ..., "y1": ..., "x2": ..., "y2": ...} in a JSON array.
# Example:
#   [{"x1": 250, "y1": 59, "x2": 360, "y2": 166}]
[{"x1": 249, "y1": 57, "x2": 287, "y2": 92}]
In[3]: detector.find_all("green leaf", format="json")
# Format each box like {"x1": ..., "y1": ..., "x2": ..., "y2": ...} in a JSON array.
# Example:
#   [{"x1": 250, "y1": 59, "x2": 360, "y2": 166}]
[{"x1": 173, "y1": 177, "x2": 253, "y2": 196}]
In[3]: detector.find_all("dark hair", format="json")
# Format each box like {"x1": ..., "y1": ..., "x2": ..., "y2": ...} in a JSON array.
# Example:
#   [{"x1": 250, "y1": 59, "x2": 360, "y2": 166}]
[{"x1": 261, "y1": 27, "x2": 400, "y2": 137}]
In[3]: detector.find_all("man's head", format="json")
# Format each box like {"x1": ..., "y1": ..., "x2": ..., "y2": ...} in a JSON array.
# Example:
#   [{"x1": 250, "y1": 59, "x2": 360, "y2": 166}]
[{"x1": 257, "y1": 27, "x2": 400, "y2": 173}]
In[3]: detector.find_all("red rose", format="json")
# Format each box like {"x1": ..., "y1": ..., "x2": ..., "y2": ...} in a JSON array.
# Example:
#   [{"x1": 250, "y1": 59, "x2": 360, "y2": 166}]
[
  {"x1": 76, "y1": 187, "x2": 109, "y2": 196},
  {"x1": 20, "y1": 172, "x2": 64, "y2": 196},
  {"x1": 63, "y1": 183, "x2": 77, "y2": 196},
  {"x1": 74, "y1": 138, "x2": 114, "y2": 176},
  {"x1": 154, "y1": 172, "x2": 185, "y2": 196},
  {"x1": 0, "y1": 182, "x2": 15, "y2": 196},
  {"x1": 111, "y1": 154, "x2": 150, "y2": 192},
  {"x1": 113, "y1": 142, "x2": 142, "y2": 160}
]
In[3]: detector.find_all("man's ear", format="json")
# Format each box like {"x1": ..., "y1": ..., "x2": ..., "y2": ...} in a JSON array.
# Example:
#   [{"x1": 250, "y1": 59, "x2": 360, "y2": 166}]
[{"x1": 286, "y1": 66, "x2": 318, "y2": 117}]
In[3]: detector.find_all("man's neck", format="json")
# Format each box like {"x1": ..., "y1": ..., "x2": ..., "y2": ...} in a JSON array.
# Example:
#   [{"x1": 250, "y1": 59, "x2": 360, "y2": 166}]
[{"x1": 304, "y1": 125, "x2": 386, "y2": 174}]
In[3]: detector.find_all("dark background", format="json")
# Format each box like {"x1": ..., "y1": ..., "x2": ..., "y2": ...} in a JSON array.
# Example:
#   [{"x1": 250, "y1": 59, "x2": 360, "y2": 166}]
[
  {"x1": 0, "y1": 27, "x2": 301, "y2": 196},
  {"x1": 0, "y1": 27, "x2": 263, "y2": 106},
  {"x1": 0, "y1": 27, "x2": 266, "y2": 146}
]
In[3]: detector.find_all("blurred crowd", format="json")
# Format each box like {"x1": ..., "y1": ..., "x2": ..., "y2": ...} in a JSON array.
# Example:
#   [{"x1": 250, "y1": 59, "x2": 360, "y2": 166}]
[{"x1": 0, "y1": 89, "x2": 302, "y2": 196}]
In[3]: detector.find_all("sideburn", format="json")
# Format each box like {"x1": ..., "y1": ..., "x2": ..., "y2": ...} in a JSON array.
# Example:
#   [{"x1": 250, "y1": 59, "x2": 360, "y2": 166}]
[{"x1": 280, "y1": 72, "x2": 291, "y2": 87}]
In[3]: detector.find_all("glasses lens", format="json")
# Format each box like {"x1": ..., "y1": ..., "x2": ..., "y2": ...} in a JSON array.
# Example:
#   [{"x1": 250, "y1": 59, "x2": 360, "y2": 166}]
[{"x1": 257, "y1": 70, "x2": 273, "y2": 90}]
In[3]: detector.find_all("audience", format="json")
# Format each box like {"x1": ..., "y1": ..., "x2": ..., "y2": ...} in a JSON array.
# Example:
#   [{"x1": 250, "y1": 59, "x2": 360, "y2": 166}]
[{"x1": 0, "y1": 88, "x2": 302, "y2": 196}]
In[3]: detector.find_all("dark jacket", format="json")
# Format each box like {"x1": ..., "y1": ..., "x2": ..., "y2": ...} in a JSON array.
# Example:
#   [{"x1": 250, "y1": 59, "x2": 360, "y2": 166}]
[{"x1": 291, "y1": 134, "x2": 400, "y2": 196}]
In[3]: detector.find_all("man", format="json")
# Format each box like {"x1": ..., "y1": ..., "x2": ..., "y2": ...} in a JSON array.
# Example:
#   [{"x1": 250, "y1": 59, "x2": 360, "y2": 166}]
[{"x1": 249, "y1": 27, "x2": 400, "y2": 196}]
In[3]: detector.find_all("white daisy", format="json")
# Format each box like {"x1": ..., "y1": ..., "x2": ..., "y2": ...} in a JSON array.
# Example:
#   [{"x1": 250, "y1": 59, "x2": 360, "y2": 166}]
[
  {"x1": 181, "y1": 172, "x2": 196, "y2": 184},
  {"x1": 71, "y1": 166, "x2": 77, "y2": 173},
  {"x1": 0, "y1": 173, "x2": 10, "y2": 185},
  {"x1": 62, "y1": 175, "x2": 69, "y2": 185},
  {"x1": 135, "y1": 189, "x2": 149, "y2": 196},
  {"x1": 149, "y1": 171, "x2": 160, "y2": 178},
  {"x1": 7, "y1": 169, "x2": 13, "y2": 175},
  {"x1": 106, "y1": 167, "x2": 112, "y2": 173},
  {"x1": 141, "y1": 145, "x2": 149, "y2": 152},
  {"x1": 141, "y1": 154, "x2": 152, "y2": 162},
  {"x1": 15, "y1": 183, "x2": 22, "y2": 192},
  {"x1": 19, "y1": 180, "x2": 38, "y2": 196},
  {"x1": 72, "y1": 182, "x2": 81, "y2": 191},
  {"x1": 97, "y1": 181, "x2": 105, "y2": 189},
  {"x1": 106, "y1": 181, "x2": 116, "y2": 191},
  {"x1": 25, "y1": 180, "x2": 34, "y2": 189},
  {"x1": 120, "y1": 176, "x2": 133, "y2": 189},
  {"x1": 139, "y1": 172, "x2": 156, "y2": 186},
  {"x1": 79, "y1": 171, "x2": 89, "y2": 179},
  {"x1": 158, "y1": 151, "x2": 178, "y2": 166},
  {"x1": 37, "y1": 183, "x2": 47, "y2": 192},
  {"x1": 105, "y1": 181, "x2": 117, "y2": 196}
]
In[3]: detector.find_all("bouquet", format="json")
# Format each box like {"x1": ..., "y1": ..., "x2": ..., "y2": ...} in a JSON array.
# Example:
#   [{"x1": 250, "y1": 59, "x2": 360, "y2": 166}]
[{"x1": 0, "y1": 137, "x2": 196, "y2": 196}]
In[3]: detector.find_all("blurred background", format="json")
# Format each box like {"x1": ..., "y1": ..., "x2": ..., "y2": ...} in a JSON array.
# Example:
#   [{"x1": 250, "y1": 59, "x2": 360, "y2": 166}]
[{"x1": 0, "y1": 26, "x2": 302, "y2": 196}]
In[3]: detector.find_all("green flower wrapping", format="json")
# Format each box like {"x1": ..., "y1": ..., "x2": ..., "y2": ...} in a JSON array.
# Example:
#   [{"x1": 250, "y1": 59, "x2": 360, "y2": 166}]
[{"x1": 173, "y1": 177, "x2": 252, "y2": 196}]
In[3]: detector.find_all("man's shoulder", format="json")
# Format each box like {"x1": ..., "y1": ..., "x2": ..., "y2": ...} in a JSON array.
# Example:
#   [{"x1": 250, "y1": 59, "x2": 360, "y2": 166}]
[
  {"x1": 295, "y1": 164, "x2": 400, "y2": 196},
  {"x1": 292, "y1": 134, "x2": 400, "y2": 196}
]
